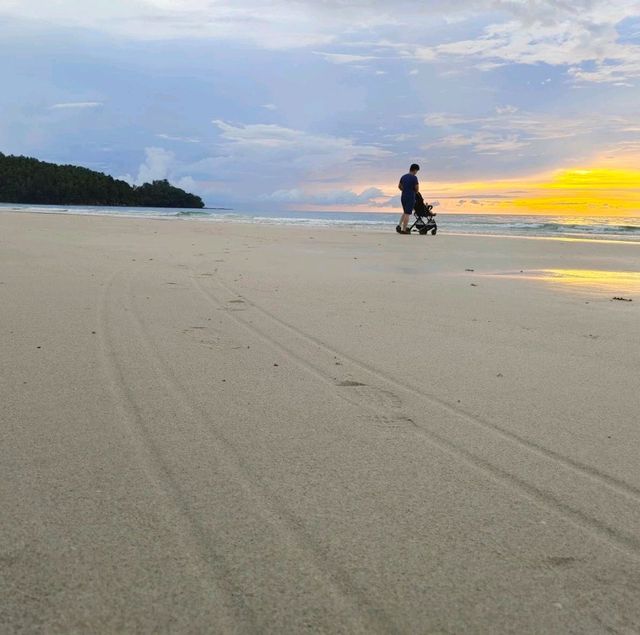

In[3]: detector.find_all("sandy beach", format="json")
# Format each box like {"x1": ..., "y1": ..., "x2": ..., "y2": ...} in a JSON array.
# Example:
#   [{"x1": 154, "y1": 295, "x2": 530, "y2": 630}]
[{"x1": 2, "y1": 210, "x2": 639, "y2": 633}]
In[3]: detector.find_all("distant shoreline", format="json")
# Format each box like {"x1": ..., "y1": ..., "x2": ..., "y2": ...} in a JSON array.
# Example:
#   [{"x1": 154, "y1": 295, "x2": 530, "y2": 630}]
[{"x1": 3, "y1": 204, "x2": 640, "y2": 244}]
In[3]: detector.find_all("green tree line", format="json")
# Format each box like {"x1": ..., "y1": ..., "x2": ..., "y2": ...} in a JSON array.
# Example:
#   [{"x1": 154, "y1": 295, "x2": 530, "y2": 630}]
[{"x1": 0, "y1": 152, "x2": 204, "y2": 208}]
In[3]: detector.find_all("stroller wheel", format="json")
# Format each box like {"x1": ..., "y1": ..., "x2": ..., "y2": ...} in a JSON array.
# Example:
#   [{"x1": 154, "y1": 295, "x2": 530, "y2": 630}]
[
  {"x1": 431, "y1": 228, "x2": 437, "y2": 235},
  {"x1": 419, "y1": 228, "x2": 428, "y2": 235}
]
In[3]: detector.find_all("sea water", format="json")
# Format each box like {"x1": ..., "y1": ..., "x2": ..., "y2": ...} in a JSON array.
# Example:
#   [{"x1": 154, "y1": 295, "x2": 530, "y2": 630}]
[{"x1": 3, "y1": 203, "x2": 640, "y2": 242}]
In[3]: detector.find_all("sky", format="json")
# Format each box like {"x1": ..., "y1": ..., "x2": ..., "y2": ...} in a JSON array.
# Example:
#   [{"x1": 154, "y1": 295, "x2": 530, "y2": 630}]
[{"x1": 1, "y1": 0, "x2": 639, "y2": 215}]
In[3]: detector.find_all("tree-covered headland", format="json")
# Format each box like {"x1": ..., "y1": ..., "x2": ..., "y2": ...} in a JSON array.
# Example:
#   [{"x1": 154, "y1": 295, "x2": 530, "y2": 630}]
[{"x1": 0, "y1": 153, "x2": 204, "y2": 208}]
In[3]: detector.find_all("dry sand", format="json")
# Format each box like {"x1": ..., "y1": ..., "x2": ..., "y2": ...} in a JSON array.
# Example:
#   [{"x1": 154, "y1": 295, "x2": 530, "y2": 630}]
[{"x1": 1, "y1": 210, "x2": 639, "y2": 633}]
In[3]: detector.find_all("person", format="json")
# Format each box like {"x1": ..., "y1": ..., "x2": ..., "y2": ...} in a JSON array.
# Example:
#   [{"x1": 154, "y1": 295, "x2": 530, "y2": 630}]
[{"x1": 396, "y1": 163, "x2": 420, "y2": 234}]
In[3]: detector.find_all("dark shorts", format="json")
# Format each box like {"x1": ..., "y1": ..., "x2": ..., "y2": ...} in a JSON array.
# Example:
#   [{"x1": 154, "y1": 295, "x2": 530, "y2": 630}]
[{"x1": 401, "y1": 196, "x2": 415, "y2": 214}]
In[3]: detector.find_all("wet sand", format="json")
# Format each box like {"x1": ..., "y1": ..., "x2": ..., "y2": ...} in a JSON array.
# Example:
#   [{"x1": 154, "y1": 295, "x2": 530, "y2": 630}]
[{"x1": 2, "y1": 211, "x2": 639, "y2": 633}]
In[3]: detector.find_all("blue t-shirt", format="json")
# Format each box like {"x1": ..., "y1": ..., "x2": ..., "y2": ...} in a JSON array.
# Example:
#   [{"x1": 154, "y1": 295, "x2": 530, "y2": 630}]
[{"x1": 400, "y1": 173, "x2": 418, "y2": 200}]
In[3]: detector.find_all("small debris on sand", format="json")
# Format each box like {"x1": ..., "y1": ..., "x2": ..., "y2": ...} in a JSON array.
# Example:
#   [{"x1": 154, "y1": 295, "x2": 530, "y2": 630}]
[
  {"x1": 612, "y1": 296, "x2": 632, "y2": 302},
  {"x1": 465, "y1": 268, "x2": 475, "y2": 272}
]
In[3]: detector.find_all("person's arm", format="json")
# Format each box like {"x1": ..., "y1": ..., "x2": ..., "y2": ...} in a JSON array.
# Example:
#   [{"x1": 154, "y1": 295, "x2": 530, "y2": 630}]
[
  {"x1": 414, "y1": 177, "x2": 420, "y2": 193},
  {"x1": 398, "y1": 180, "x2": 403, "y2": 191}
]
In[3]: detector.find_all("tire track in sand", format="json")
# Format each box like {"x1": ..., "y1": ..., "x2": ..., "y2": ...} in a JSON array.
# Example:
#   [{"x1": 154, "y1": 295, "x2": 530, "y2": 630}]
[
  {"x1": 213, "y1": 275, "x2": 640, "y2": 505},
  {"x1": 190, "y1": 271, "x2": 640, "y2": 559},
  {"x1": 96, "y1": 268, "x2": 259, "y2": 633},
  {"x1": 121, "y1": 267, "x2": 396, "y2": 634}
]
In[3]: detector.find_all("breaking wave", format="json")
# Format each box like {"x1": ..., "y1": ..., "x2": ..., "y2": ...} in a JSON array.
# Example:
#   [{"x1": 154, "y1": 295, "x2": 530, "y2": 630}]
[{"x1": 3, "y1": 203, "x2": 639, "y2": 242}]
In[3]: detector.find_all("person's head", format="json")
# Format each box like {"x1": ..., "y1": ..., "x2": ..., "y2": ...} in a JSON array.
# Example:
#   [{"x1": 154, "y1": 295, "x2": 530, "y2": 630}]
[{"x1": 410, "y1": 163, "x2": 420, "y2": 174}]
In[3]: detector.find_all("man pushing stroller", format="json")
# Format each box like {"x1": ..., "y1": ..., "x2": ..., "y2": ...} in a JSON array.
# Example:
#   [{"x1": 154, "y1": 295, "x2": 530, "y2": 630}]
[{"x1": 396, "y1": 163, "x2": 437, "y2": 235}]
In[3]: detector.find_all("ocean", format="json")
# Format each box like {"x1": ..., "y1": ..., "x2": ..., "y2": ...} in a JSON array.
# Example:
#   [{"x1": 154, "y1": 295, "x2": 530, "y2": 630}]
[{"x1": 3, "y1": 203, "x2": 640, "y2": 242}]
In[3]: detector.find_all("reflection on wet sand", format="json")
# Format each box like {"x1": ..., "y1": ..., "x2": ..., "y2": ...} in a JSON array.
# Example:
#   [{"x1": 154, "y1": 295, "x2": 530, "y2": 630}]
[{"x1": 496, "y1": 269, "x2": 640, "y2": 295}]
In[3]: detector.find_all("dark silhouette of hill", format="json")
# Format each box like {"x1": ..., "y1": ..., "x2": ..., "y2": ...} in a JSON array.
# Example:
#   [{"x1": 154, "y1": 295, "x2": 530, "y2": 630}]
[{"x1": 0, "y1": 152, "x2": 204, "y2": 208}]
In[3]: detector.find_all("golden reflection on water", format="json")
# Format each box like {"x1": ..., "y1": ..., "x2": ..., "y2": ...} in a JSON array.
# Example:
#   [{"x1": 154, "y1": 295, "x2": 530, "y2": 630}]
[{"x1": 525, "y1": 269, "x2": 640, "y2": 294}]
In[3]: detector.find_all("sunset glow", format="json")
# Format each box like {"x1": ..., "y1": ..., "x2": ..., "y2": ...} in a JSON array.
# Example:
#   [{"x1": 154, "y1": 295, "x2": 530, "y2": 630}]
[{"x1": 378, "y1": 166, "x2": 640, "y2": 216}]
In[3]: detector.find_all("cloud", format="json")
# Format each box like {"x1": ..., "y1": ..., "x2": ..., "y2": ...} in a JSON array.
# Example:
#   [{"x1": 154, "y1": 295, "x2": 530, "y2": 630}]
[
  {"x1": 210, "y1": 120, "x2": 390, "y2": 172},
  {"x1": 119, "y1": 147, "x2": 179, "y2": 185},
  {"x1": 314, "y1": 52, "x2": 378, "y2": 64},
  {"x1": 176, "y1": 175, "x2": 198, "y2": 191},
  {"x1": 406, "y1": 1, "x2": 640, "y2": 82},
  {"x1": 260, "y1": 188, "x2": 304, "y2": 203},
  {"x1": 156, "y1": 133, "x2": 200, "y2": 143},
  {"x1": 165, "y1": 121, "x2": 393, "y2": 207},
  {"x1": 495, "y1": 105, "x2": 518, "y2": 115},
  {"x1": 424, "y1": 113, "x2": 482, "y2": 127},
  {"x1": 426, "y1": 131, "x2": 530, "y2": 154},
  {"x1": 0, "y1": 0, "x2": 348, "y2": 47},
  {"x1": 136, "y1": 147, "x2": 174, "y2": 184},
  {"x1": 261, "y1": 186, "x2": 387, "y2": 205},
  {"x1": 3, "y1": 1, "x2": 638, "y2": 80},
  {"x1": 424, "y1": 109, "x2": 640, "y2": 159},
  {"x1": 50, "y1": 102, "x2": 103, "y2": 109}
]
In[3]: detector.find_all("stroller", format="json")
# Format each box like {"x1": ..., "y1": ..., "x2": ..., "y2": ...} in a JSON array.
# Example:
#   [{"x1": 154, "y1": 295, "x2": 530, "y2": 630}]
[{"x1": 408, "y1": 192, "x2": 437, "y2": 235}]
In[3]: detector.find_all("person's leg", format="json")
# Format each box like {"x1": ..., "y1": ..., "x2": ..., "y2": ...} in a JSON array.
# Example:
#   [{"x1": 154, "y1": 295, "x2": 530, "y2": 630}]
[
  {"x1": 397, "y1": 210, "x2": 410, "y2": 233},
  {"x1": 399, "y1": 197, "x2": 414, "y2": 232}
]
